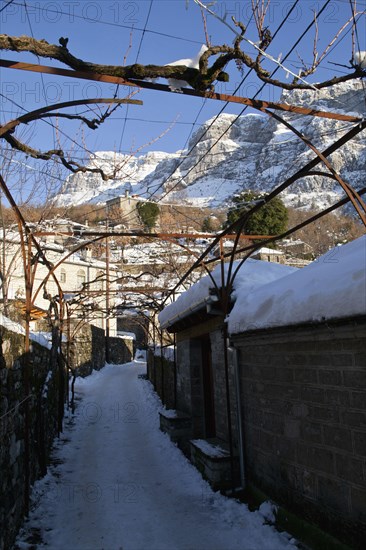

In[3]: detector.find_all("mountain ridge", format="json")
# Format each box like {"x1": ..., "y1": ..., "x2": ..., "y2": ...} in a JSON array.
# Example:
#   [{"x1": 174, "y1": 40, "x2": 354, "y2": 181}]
[{"x1": 55, "y1": 80, "x2": 366, "y2": 212}]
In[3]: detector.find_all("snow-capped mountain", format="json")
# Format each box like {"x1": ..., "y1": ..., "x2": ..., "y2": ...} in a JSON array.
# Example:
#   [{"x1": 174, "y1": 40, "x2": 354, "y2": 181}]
[
  {"x1": 55, "y1": 80, "x2": 366, "y2": 211},
  {"x1": 57, "y1": 150, "x2": 180, "y2": 205}
]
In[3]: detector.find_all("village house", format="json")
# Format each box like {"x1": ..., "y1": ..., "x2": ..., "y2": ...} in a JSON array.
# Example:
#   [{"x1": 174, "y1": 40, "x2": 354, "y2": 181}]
[
  {"x1": 157, "y1": 258, "x2": 296, "y2": 467},
  {"x1": 251, "y1": 246, "x2": 286, "y2": 264},
  {"x1": 0, "y1": 227, "x2": 120, "y2": 336},
  {"x1": 35, "y1": 218, "x2": 90, "y2": 246},
  {"x1": 106, "y1": 191, "x2": 225, "y2": 233},
  {"x1": 106, "y1": 190, "x2": 143, "y2": 230},
  {"x1": 280, "y1": 238, "x2": 314, "y2": 259},
  {"x1": 155, "y1": 236, "x2": 366, "y2": 548}
]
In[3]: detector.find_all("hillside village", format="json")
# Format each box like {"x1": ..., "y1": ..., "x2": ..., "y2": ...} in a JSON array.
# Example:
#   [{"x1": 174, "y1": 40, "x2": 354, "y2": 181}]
[
  {"x1": 0, "y1": 3, "x2": 366, "y2": 550},
  {"x1": 0, "y1": 204, "x2": 321, "y2": 347},
  {"x1": 2, "y1": 181, "x2": 365, "y2": 548},
  {"x1": 1, "y1": 151, "x2": 366, "y2": 550},
  {"x1": 2, "y1": 196, "x2": 360, "y2": 349}
]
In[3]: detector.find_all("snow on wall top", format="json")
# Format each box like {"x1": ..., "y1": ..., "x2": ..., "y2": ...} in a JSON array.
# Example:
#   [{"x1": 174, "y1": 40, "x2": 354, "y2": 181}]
[
  {"x1": 116, "y1": 331, "x2": 136, "y2": 340},
  {"x1": 228, "y1": 236, "x2": 366, "y2": 335},
  {"x1": 159, "y1": 259, "x2": 297, "y2": 328},
  {"x1": 0, "y1": 313, "x2": 52, "y2": 349}
]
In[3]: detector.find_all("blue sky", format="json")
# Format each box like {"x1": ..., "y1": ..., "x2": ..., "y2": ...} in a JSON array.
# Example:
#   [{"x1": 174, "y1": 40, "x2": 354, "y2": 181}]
[{"x1": 0, "y1": 0, "x2": 365, "y2": 200}]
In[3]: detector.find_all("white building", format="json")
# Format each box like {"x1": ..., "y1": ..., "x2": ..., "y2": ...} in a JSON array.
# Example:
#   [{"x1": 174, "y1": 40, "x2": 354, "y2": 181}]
[{"x1": 0, "y1": 228, "x2": 120, "y2": 335}]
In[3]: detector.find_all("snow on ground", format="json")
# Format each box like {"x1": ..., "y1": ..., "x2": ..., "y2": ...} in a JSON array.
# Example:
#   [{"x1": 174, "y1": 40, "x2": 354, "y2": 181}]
[
  {"x1": 228, "y1": 236, "x2": 366, "y2": 334},
  {"x1": 164, "y1": 176, "x2": 244, "y2": 207},
  {"x1": 191, "y1": 439, "x2": 230, "y2": 459},
  {"x1": 16, "y1": 362, "x2": 296, "y2": 550}
]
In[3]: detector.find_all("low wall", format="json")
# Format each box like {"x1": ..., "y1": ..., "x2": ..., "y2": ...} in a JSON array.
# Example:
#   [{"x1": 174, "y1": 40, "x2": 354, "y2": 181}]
[
  {"x1": 108, "y1": 336, "x2": 133, "y2": 364},
  {"x1": 147, "y1": 347, "x2": 175, "y2": 410},
  {"x1": 232, "y1": 316, "x2": 366, "y2": 548},
  {"x1": 68, "y1": 323, "x2": 106, "y2": 376},
  {"x1": 0, "y1": 326, "x2": 60, "y2": 550},
  {"x1": 117, "y1": 315, "x2": 148, "y2": 349}
]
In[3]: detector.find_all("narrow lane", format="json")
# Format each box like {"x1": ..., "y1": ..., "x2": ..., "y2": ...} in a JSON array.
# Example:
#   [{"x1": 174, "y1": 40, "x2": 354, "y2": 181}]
[{"x1": 16, "y1": 363, "x2": 296, "y2": 550}]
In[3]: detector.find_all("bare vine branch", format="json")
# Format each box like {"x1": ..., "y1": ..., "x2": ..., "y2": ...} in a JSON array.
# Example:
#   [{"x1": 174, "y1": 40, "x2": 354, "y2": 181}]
[
  {"x1": 0, "y1": 97, "x2": 141, "y2": 180},
  {"x1": 0, "y1": 34, "x2": 229, "y2": 92},
  {"x1": 293, "y1": 12, "x2": 364, "y2": 84},
  {"x1": 1, "y1": 29, "x2": 364, "y2": 94}
]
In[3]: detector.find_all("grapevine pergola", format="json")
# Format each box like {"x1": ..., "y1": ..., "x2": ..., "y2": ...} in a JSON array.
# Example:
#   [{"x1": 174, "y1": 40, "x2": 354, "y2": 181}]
[{"x1": 0, "y1": 4, "x2": 365, "y2": 508}]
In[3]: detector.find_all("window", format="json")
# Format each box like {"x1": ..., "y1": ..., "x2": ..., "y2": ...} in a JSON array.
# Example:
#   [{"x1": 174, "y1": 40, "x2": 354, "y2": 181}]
[
  {"x1": 77, "y1": 269, "x2": 86, "y2": 288},
  {"x1": 60, "y1": 269, "x2": 66, "y2": 283}
]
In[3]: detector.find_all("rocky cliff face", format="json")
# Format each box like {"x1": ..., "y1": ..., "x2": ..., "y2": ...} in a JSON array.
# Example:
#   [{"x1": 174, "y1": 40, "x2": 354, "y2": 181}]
[{"x1": 55, "y1": 80, "x2": 365, "y2": 211}]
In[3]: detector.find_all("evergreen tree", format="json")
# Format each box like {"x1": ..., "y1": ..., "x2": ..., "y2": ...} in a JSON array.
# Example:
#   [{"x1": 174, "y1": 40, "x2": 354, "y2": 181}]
[
  {"x1": 137, "y1": 201, "x2": 160, "y2": 231},
  {"x1": 225, "y1": 191, "x2": 288, "y2": 236},
  {"x1": 201, "y1": 216, "x2": 214, "y2": 232}
]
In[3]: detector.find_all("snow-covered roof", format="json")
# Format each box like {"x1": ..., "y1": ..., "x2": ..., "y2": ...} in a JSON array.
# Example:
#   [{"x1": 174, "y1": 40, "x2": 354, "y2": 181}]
[
  {"x1": 66, "y1": 252, "x2": 119, "y2": 271},
  {"x1": 228, "y1": 236, "x2": 366, "y2": 334},
  {"x1": 282, "y1": 239, "x2": 308, "y2": 247},
  {"x1": 252, "y1": 247, "x2": 284, "y2": 255},
  {"x1": 122, "y1": 241, "x2": 208, "y2": 266},
  {"x1": 0, "y1": 229, "x2": 22, "y2": 243},
  {"x1": 159, "y1": 259, "x2": 297, "y2": 329}
]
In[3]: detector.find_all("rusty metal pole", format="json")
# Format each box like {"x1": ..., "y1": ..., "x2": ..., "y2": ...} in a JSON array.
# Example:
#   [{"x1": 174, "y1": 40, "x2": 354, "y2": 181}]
[
  {"x1": 105, "y1": 229, "x2": 111, "y2": 364},
  {"x1": 173, "y1": 291, "x2": 177, "y2": 409},
  {"x1": 65, "y1": 304, "x2": 71, "y2": 408},
  {"x1": 223, "y1": 322, "x2": 235, "y2": 491},
  {"x1": 160, "y1": 327, "x2": 165, "y2": 405},
  {"x1": 1, "y1": 59, "x2": 364, "y2": 124},
  {"x1": 23, "y1": 233, "x2": 32, "y2": 515},
  {"x1": 219, "y1": 238, "x2": 235, "y2": 491},
  {"x1": 152, "y1": 319, "x2": 156, "y2": 387}
]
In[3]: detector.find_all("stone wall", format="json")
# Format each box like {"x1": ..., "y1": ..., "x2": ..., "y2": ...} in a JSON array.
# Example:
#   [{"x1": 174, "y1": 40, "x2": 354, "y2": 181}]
[
  {"x1": 167, "y1": 313, "x2": 365, "y2": 545},
  {"x1": 108, "y1": 336, "x2": 133, "y2": 365},
  {"x1": 0, "y1": 327, "x2": 59, "y2": 550},
  {"x1": 117, "y1": 314, "x2": 148, "y2": 349},
  {"x1": 147, "y1": 348, "x2": 175, "y2": 410},
  {"x1": 175, "y1": 340, "x2": 191, "y2": 415},
  {"x1": 188, "y1": 338, "x2": 205, "y2": 438},
  {"x1": 232, "y1": 316, "x2": 366, "y2": 548},
  {"x1": 68, "y1": 322, "x2": 106, "y2": 376},
  {"x1": 173, "y1": 319, "x2": 238, "y2": 443},
  {"x1": 210, "y1": 329, "x2": 238, "y2": 447}
]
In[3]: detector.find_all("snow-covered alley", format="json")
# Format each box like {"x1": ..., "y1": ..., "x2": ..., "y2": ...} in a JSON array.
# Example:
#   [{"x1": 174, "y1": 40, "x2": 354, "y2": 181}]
[{"x1": 16, "y1": 362, "x2": 297, "y2": 550}]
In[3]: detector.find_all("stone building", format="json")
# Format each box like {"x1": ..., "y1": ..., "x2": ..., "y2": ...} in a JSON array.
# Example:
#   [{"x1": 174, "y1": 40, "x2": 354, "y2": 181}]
[
  {"x1": 0, "y1": 228, "x2": 120, "y2": 336},
  {"x1": 251, "y1": 246, "x2": 285, "y2": 264},
  {"x1": 281, "y1": 238, "x2": 314, "y2": 259},
  {"x1": 106, "y1": 191, "x2": 193, "y2": 231},
  {"x1": 156, "y1": 236, "x2": 366, "y2": 548},
  {"x1": 106, "y1": 190, "x2": 143, "y2": 229},
  {"x1": 157, "y1": 259, "x2": 296, "y2": 481}
]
